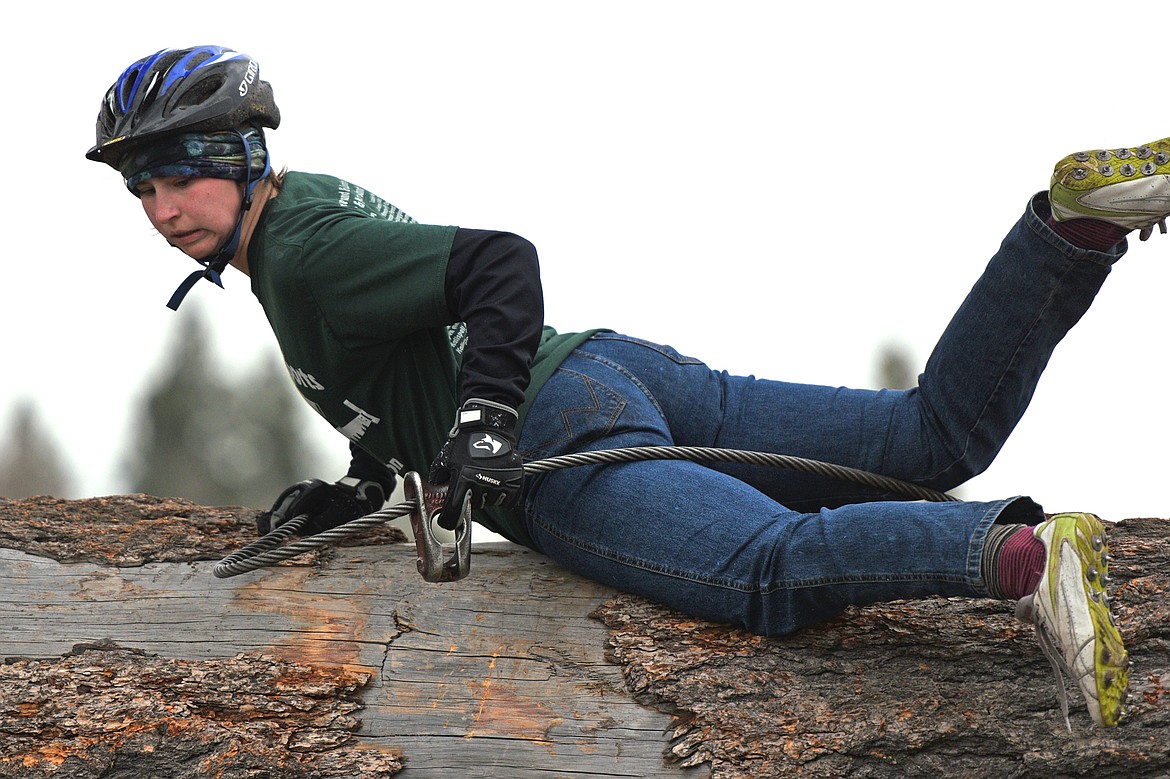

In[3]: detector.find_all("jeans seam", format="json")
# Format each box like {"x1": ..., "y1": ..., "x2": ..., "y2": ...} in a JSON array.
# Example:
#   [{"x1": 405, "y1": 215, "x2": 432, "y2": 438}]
[
  {"x1": 572, "y1": 348, "x2": 667, "y2": 420},
  {"x1": 922, "y1": 258, "x2": 1076, "y2": 488},
  {"x1": 915, "y1": 195, "x2": 1111, "y2": 487},
  {"x1": 535, "y1": 515, "x2": 753, "y2": 591},
  {"x1": 531, "y1": 506, "x2": 975, "y2": 595},
  {"x1": 518, "y1": 368, "x2": 625, "y2": 459},
  {"x1": 588, "y1": 332, "x2": 706, "y2": 365}
]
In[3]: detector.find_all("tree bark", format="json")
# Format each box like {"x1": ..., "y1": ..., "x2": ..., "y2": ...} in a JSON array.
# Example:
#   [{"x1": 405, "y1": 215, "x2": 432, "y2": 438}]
[
  {"x1": 1, "y1": 495, "x2": 690, "y2": 778},
  {"x1": 1, "y1": 640, "x2": 401, "y2": 778},
  {"x1": 1, "y1": 495, "x2": 1167, "y2": 778},
  {"x1": 593, "y1": 516, "x2": 1170, "y2": 778}
]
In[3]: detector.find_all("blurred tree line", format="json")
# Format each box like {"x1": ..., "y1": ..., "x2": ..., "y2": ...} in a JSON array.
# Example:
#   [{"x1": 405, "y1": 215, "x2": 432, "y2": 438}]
[
  {"x1": 1, "y1": 322, "x2": 926, "y2": 506},
  {"x1": 0, "y1": 306, "x2": 335, "y2": 507},
  {"x1": 0, "y1": 401, "x2": 76, "y2": 499}
]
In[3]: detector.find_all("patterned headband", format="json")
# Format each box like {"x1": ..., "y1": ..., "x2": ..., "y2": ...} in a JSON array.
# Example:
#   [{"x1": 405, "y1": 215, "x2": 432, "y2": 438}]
[{"x1": 120, "y1": 126, "x2": 268, "y2": 193}]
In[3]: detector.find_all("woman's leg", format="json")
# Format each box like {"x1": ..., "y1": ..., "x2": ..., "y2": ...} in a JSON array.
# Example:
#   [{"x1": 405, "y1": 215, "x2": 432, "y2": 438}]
[
  {"x1": 519, "y1": 340, "x2": 1039, "y2": 636},
  {"x1": 517, "y1": 192, "x2": 1114, "y2": 636},
  {"x1": 566, "y1": 193, "x2": 1116, "y2": 509}
]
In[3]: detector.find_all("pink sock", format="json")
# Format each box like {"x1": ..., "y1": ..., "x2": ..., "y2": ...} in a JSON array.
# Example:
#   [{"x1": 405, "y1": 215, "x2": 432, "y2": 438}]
[
  {"x1": 1048, "y1": 216, "x2": 1129, "y2": 252},
  {"x1": 997, "y1": 526, "x2": 1047, "y2": 600}
]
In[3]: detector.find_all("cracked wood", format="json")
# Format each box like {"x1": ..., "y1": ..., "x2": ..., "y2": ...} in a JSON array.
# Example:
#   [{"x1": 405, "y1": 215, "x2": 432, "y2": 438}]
[
  {"x1": 0, "y1": 495, "x2": 694, "y2": 778},
  {"x1": 3, "y1": 496, "x2": 1168, "y2": 778}
]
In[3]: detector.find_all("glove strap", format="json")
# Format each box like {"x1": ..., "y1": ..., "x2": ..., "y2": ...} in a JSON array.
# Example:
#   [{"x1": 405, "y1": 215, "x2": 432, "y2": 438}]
[{"x1": 456, "y1": 398, "x2": 518, "y2": 433}]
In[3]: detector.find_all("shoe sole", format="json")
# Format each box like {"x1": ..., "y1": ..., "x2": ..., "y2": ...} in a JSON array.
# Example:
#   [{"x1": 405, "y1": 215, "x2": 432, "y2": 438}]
[
  {"x1": 1051, "y1": 140, "x2": 1170, "y2": 229},
  {"x1": 1031, "y1": 512, "x2": 1129, "y2": 728}
]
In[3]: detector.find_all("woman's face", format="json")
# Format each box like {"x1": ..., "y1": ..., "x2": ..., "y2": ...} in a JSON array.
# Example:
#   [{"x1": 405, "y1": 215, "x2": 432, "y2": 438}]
[{"x1": 135, "y1": 176, "x2": 244, "y2": 258}]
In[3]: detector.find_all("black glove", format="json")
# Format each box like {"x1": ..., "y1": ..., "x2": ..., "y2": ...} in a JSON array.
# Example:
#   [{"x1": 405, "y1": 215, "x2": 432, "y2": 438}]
[
  {"x1": 428, "y1": 398, "x2": 525, "y2": 531},
  {"x1": 256, "y1": 477, "x2": 387, "y2": 536}
]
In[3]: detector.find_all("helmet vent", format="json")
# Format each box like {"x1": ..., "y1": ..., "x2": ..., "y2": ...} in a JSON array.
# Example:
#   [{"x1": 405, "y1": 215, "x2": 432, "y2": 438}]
[
  {"x1": 87, "y1": 45, "x2": 280, "y2": 164},
  {"x1": 176, "y1": 75, "x2": 225, "y2": 110}
]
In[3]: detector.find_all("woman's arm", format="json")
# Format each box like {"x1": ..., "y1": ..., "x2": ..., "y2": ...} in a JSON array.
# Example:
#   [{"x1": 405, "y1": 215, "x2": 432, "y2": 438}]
[{"x1": 443, "y1": 228, "x2": 545, "y2": 408}]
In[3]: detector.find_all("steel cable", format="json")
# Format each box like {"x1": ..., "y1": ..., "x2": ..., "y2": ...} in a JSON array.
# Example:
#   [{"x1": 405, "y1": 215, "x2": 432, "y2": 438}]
[{"x1": 213, "y1": 445, "x2": 956, "y2": 578}]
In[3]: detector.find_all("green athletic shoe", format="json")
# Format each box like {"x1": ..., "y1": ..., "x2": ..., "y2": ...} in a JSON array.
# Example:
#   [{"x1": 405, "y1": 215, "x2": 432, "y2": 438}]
[
  {"x1": 1017, "y1": 512, "x2": 1130, "y2": 728},
  {"x1": 1051, "y1": 139, "x2": 1170, "y2": 240}
]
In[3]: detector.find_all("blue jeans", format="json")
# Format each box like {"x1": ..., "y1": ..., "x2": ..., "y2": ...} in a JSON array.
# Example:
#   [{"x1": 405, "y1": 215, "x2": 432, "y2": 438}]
[{"x1": 516, "y1": 193, "x2": 1119, "y2": 636}]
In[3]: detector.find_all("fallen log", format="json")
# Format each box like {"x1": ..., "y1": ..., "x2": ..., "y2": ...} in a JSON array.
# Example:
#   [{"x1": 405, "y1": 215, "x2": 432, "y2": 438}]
[
  {"x1": 1, "y1": 495, "x2": 1167, "y2": 778},
  {"x1": 0, "y1": 495, "x2": 691, "y2": 778}
]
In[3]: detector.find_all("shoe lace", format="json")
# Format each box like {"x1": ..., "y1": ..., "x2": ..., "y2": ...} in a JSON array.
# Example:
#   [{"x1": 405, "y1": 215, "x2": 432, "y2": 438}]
[{"x1": 1031, "y1": 610, "x2": 1074, "y2": 731}]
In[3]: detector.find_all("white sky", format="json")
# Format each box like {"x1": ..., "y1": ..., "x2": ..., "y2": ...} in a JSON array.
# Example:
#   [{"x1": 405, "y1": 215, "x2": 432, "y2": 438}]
[{"x1": 3, "y1": 1, "x2": 1170, "y2": 522}]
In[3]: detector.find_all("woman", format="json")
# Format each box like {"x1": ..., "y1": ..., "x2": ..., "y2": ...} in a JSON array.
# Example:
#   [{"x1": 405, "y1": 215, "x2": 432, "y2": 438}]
[{"x1": 87, "y1": 45, "x2": 1141, "y2": 727}]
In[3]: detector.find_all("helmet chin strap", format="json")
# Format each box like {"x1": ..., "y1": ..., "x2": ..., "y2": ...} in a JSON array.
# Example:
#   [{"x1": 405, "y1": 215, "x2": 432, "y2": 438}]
[{"x1": 165, "y1": 131, "x2": 271, "y2": 311}]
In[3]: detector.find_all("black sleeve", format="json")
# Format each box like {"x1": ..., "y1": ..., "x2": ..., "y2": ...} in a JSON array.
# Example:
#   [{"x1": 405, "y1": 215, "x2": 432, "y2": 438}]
[
  {"x1": 346, "y1": 441, "x2": 397, "y2": 494},
  {"x1": 444, "y1": 228, "x2": 545, "y2": 409}
]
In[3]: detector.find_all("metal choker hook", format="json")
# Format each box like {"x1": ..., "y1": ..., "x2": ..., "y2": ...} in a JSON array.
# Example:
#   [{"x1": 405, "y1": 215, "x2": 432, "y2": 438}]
[{"x1": 403, "y1": 471, "x2": 472, "y2": 582}]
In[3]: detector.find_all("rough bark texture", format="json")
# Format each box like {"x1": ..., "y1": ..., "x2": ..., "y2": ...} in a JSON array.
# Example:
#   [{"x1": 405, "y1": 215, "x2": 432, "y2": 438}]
[
  {"x1": 0, "y1": 640, "x2": 401, "y2": 778},
  {"x1": 0, "y1": 494, "x2": 405, "y2": 567},
  {"x1": 593, "y1": 516, "x2": 1170, "y2": 778},
  {"x1": 0, "y1": 495, "x2": 690, "y2": 778},
  {"x1": 2, "y1": 495, "x2": 1168, "y2": 778}
]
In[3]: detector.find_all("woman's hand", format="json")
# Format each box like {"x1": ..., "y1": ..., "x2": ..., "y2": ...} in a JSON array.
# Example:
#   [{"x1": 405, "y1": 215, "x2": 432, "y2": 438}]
[
  {"x1": 428, "y1": 399, "x2": 524, "y2": 530},
  {"x1": 256, "y1": 477, "x2": 387, "y2": 536}
]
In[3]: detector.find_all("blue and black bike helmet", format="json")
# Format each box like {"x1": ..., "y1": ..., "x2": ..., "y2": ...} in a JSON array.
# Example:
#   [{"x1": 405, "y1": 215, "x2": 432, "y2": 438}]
[
  {"x1": 86, "y1": 45, "x2": 280, "y2": 167},
  {"x1": 87, "y1": 46, "x2": 281, "y2": 309}
]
